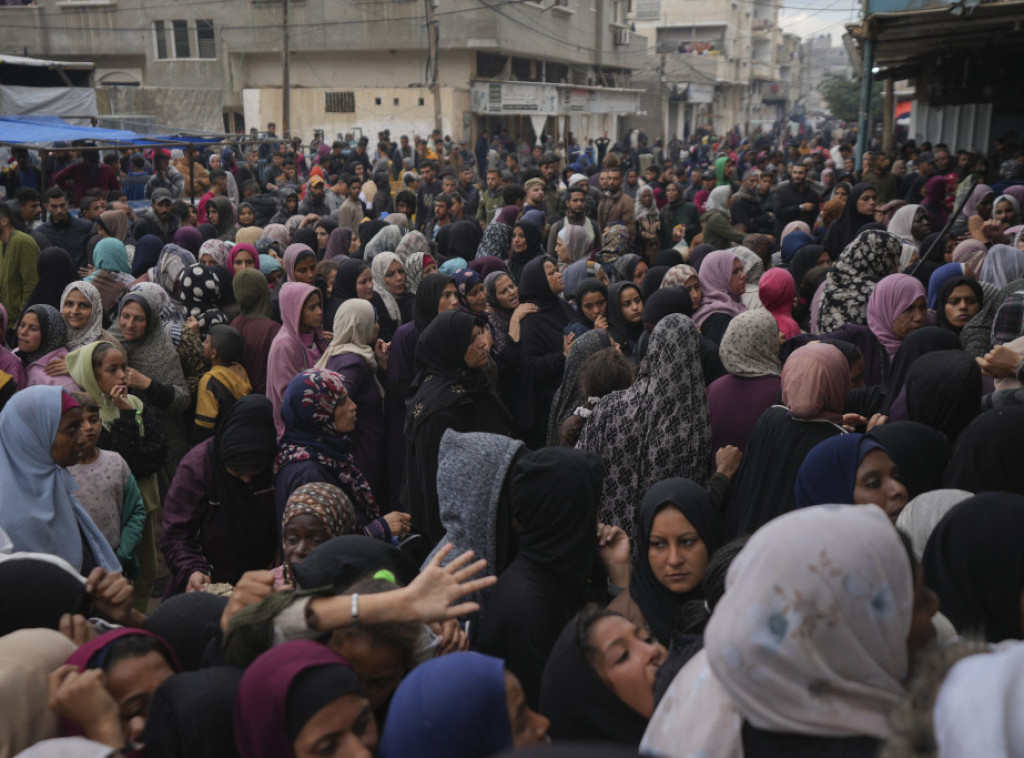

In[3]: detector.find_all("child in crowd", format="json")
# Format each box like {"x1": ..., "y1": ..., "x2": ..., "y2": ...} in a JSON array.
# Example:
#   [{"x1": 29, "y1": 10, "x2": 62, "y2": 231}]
[
  {"x1": 68, "y1": 392, "x2": 146, "y2": 577},
  {"x1": 193, "y1": 324, "x2": 252, "y2": 443}
]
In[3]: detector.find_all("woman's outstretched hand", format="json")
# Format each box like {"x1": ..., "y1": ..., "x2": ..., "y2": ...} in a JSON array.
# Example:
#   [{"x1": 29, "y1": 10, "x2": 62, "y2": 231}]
[{"x1": 403, "y1": 545, "x2": 497, "y2": 622}]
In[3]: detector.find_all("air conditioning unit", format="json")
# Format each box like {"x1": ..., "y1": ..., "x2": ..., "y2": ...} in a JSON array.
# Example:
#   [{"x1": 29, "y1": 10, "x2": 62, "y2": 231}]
[{"x1": 613, "y1": 27, "x2": 631, "y2": 45}]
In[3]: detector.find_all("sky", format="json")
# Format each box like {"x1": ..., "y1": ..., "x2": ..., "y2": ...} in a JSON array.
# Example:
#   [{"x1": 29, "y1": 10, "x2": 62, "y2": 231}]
[{"x1": 778, "y1": 0, "x2": 862, "y2": 43}]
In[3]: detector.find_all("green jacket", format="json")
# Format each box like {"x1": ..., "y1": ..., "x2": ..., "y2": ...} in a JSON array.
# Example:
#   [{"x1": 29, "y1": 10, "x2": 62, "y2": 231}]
[
  {"x1": 0, "y1": 229, "x2": 39, "y2": 320},
  {"x1": 700, "y1": 209, "x2": 746, "y2": 250},
  {"x1": 477, "y1": 188, "x2": 505, "y2": 225}
]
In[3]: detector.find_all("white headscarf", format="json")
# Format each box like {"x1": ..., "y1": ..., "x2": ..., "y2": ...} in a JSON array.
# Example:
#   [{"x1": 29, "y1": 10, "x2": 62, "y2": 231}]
[
  {"x1": 371, "y1": 251, "x2": 403, "y2": 322},
  {"x1": 60, "y1": 281, "x2": 105, "y2": 351},
  {"x1": 895, "y1": 488, "x2": 972, "y2": 561},
  {"x1": 706, "y1": 185, "x2": 732, "y2": 217},
  {"x1": 886, "y1": 203, "x2": 923, "y2": 268}
]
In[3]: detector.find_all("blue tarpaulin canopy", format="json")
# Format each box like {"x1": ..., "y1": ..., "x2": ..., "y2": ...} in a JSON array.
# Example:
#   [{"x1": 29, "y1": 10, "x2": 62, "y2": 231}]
[{"x1": 0, "y1": 115, "x2": 227, "y2": 147}]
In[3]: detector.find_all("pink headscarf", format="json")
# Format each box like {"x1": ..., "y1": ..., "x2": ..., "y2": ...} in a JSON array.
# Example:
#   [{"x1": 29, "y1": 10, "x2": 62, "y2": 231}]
[
  {"x1": 758, "y1": 267, "x2": 801, "y2": 338},
  {"x1": 781, "y1": 342, "x2": 850, "y2": 424},
  {"x1": 283, "y1": 243, "x2": 316, "y2": 282},
  {"x1": 780, "y1": 221, "x2": 812, "y2": 244},
  {"x1": 866, "y1": 273, "x2": 926, "y2": 359},
  {"x1": 962, "y1": 183, "x2": 994, "y2": 219},
  {"x1": 952, "y1": 238, "x2": 988, "y2": 272},
  {"x1": 692, "y1": 250, "x2": 747, "y2": 328},
  {"x1": 228, "y1": 243, "x2": 257, "y2": 276}
]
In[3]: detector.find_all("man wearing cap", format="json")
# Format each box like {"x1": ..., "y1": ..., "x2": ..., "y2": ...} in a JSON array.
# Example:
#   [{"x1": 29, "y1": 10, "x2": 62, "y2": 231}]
[
  {"x1": 298, "y1": 175, "x2": 331, "y2": 217},
  {"x1": 132, "y1": 188, "x2": 182, "y2": 245},
  {"x1": 903, "y1": 151, "x2": 935, "y2": 203},
  {"x1": 539, "y1": 153, "x2": 561, "y2": 218},
  {"x1": 523, "y1": 177, "x2": 547, "y2": 216}
]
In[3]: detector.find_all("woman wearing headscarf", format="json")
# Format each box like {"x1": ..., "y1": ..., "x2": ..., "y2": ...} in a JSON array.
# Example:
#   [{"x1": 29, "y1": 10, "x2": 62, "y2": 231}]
[
  {"x1": 172, "y1": 226, "x2": 203, "y2": 257},
  {"x1": 757, "y1": 266, "x2": 801, "y2": 338},
  {"x1": 131, "y1": 234, "x2": 164, "y2": 279},
  {"x1": 866, "y1": 273, "x2": 927, "y2": 361},
  {"x1": 514, "y1": 255, "x2": 575, "y2": 448},
  {"x1": 924, "y1": 492, "x2": 1024, "y2": 642},
  {"x1": 324, "y1": 226, "x2": 354, "y2": 262},
  {"x1": 234, "y1": 640, "x2": 376, "y2": 758},
  {"x1": 869, "y1": 420, "x2": 950, "y2": 502},
  {"x1": 692, "y1": 249, "x2": 747, "y2": 344},
  {"x1": 87, "y1": 238, "x2": 136, "y2": 316},
  {"x1": 604, "y1": 281, "x2": 644, "y2": 357},
  {"x1": 275, "y1": 368, "x2": 402, "y2": 542},
  {"x1": 964, "y1": 183, "x2": 995, "y2": 243},
  {"x1": 644, "y1": 504, "x2": 922, "y2": 758},
  {"x1": 478, "y1": 446, "x2": 607, "y2": 708},
  {"x1": 723, "y1": 342, "x2": 850, "y2": 538},
  {"x1": 230, "y1": 269, "x2": 281, "y2": 394},
  {"x1": 942, "y1": 405, "x2": 1024, "y2": 493},
  {"x1": 699, "y1": 185, "x2": 745, "y2": 250},
  {"x1": 175, "y1": 264, "x2": 222, "y2": 320},
  {"x1": 452, "y1": 267, "x2": 487, "y2": 317},
  {"x1": 196, "y1": 238, "x2": 229, "y2": 269},
  {"x1": 880, "y1": 325, "x2": 962, "y2": 419},
  {"x1": 313, "y1": 217, "x2": 338, "y2": 259},
  {"x1": 317, "y1": 299, "x2": 389, "y2": 506},
  {"x1": 610, "y1": 477, "x2": 724, "y2": 646},
  {"x1": 272, "y1": 482, "x2": 359, "y2": 589},
  {"x1": 554, "y1": 223, "x2": 591, "y2": 272},
  {"x1": 371, "y1": 251, "x2": 412, "y2": 342},
  {"x1": 325, "y1": 257, "x2": 373, "y2": 327},
  {"x1": 578, "y1": 314, "x2": 711, "y2": 537},
  {"x1": 265, "y1": 281, "x2": 326, "y2": 439},
  {"x1": 147, "y1": 245, "x2": 197, "y2": 297},
  {"x1": 894, "y1": 488, "x2": 972, "y2": 562},
  {"x1": 261, "y1": 222, "x2": 290, "y2": 251},
  {"x1": 140, "y1": 665, "x2": 243, "y2": 757},
  {"x1": 402, "y1": 310, "x2": 512, "y2": 545},
  {"x1": 886, "y1": 203, "x2": 931, "y2": 268},
  {"x1": 822, "y1": 183, "x2": 878, "y2": 258},
  {"x1": 659, "y1": 181, "x2": 701, "y2": 248},
  {"x1": 904, "y1": 350, "x2": 981, "y2": 443},
  {"x1": 546, "y1": 328, "x2": 614, "y2": 445},
  {"x1": 933, "y1": 276, "x2": 982, "y2": 339},
  {"x1": 207, "y1": 196, "x2": 236, "y2": 241},
  {"x1": 816, "y1": 228, "x2": 903, "y2": 334},
  {"x1": 612, "y1": 253, "x2": 647, "y2": 286},
  {"x1": 920, "y1": 175, "x2": 949, "y2": 231},
  {"x1": 0, "y1": 628, "x2": 77, "y2": 758},
  {"x1": 437, "y1": 219, "x2": 484, "y2": 262},
  {"x1": 56, "y1": 281, "x2": 115, "y2": 357},
  {"x1": 27, "y1": 247, "x2": 77, "y2": 311},
  {"x1": 0, "y1": 387, "x2": 120, "y2": 572},
  {"x1": 508, "y1": 219, "x2": 544, "y2": 283},
  {"x1": 15, "y1": 304, "x2": 77, "y2": 390},
  {"x1": 478, "y1": 219, "x2": 514, "y2": 260},
  {"x1": 403, "y1": 252, "x2": 436, "y2": 297},
  {"x1": 160, "y1": 394, "x2": 277, "y2": 595},
  {"x1": 362, "y1": 224, "x2": 404, "y2": 263},
  {"x1": 381, "y1": 651, "x2": 550, "y2": 756},
  {"x1": 484, "y1": 269, "x2": 537, "y2": 375},
  {"x1": 978, "y1": 243, "x2": 1024, "y2": 289},
  {"x1": 707, "y1": 309, "x2": 782, "y2": 455},
  {"x1": 634, "y1": 185, "x2": 661, "y2": 261}
]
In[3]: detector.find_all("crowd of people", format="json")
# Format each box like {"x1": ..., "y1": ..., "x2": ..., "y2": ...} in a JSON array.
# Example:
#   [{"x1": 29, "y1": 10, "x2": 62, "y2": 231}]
[{"x1": 2, "y1": 120, "x2": 1024, "y2": 758}]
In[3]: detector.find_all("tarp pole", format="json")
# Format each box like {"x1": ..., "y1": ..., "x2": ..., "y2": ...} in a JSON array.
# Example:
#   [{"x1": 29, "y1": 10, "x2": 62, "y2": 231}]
[{"x1": 854, "y1": 37, "x2": 874, "y2": 173}]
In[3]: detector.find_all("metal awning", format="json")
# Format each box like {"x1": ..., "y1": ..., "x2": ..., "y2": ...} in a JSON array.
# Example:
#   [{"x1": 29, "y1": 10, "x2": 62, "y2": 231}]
[{"x1": 0, "y1": 54, "x2": 95, "y2": 71}]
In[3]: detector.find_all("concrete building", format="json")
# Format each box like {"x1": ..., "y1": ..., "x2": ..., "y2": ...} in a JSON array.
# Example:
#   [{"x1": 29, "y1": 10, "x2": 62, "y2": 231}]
[
  {"x1": 801, "y1": 34, "x2": 854, "y2": 117},
  {"x1": 625, "y1": 0, "x2": 808, "y2": 139},
  {"x1": 0, "y1": 0, "x2": 648, "y2": 143}
]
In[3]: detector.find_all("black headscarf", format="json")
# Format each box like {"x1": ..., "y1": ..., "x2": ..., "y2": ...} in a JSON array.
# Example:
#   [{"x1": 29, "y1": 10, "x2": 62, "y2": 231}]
[
  {"x1": 640, "y1": 266, "x2": 669, "y2": 300},
  {"x1": 413, "y1": 273, "x2": 454, "y2": 332},
  {"x1": 787, "y1": 243, "x2": 826, "y2": 290},
  {"x1": 326, "y1": 258, "x2": 370, "y2": 326},
  {"x1": 0, "y1": 556, "x2": 91, "y2": 636},
  {"x1": 923, "y1": 492, "x2": 1024, "y2": 642},
  {"x1": 917, "y1": 230, "x2": 949, "y2": 265},
  {"x1": 508, "y1": 220, "x2": 543, "y2": 283},
  {"x1": 943, "y1": 405, "x2": 1024, "y2": 493},
  {"x1": 904, "y1": 350, "x2": 981, "y2": 442},
  {"x1": 143, "y1": 592, "x2": 229, "y2": 671},
  {"x1": 293, "y1": 534, "x2": 419, "y2": 591},
  {"x1": 689, "y1": 244, "x2": 715, "y2": 271},
  {"x1": 437, "y1": 219, "x2": 483, "y2": 262},
  {"x1": 141, "y1": 666, "x2": 244, "y2": 758},
  {"x1": 866, "y1": 421, "x2": 949, "y2": 500},
  {"x1": 934, "y1": 275, "x2": 984, "y2": 333},
  {"x1": 605, "y1": 281, "x2": 645, "y2": 355},
  {"x1": 653, "y1": 249, "x2": 684, "y2": 268},
  {"x1": 903, "y1": 260, "x2": 939, "y2": 290},
  {"x1": 822, "y1": 182, "x2": 876, "y2": 258},
  {"x1": 291, "y1": 227, "x2": 318, "y2": 254},
  {"x1": 209, "y1": 395, "x2": 278, "y2": 575},
  {"x1": 27, "y1": 247, "x2": 77, "y2": 310},
  {"x1": 629, "y1": 478, "x2": 724, "y2": 645},
  {"x1": 406, "y1": 310, "x2": 494, "y2": 437},
  {"x1": 519, "y1": 255, "x2": 566, "y2": 313},
  {"x1": 572, "y1": 278, "x2": 609, "y2": 329},
  {"x1": 357, "y1": 220, "x2": 388, "y2": 258},
  {"x1": 197, "y1": 223, "x2": 218, "y2": 242},
  {"x1": 881, "y1": 326, "x2": 962, "y2": 414},
  {"x1": 539, "y1": 612, "x2": 651, "y2": 746},
  {"x1": 642, "y1": 286, "x2": 693, "y2": 324}
]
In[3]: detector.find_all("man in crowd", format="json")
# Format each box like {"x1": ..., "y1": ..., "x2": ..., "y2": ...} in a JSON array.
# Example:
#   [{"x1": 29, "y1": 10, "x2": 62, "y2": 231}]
[
  {"x1": 337, "y1": 175, "x2": 365, "y2": 234},
  {"x1": 0, "y1": 202, "x2": 39, "y2": 322},
  {"x1": 773, "y1": 163, "x2": 820, "y2": 237},
  {"x1": 39, "y1": 188, "x2": 93, "y2": 270},
  {"x1": 298, "y1": 175, "x2": 332, "y2": 217},
  {"x1": 597, "y1": 164, "x2": 634, "y2": 234},
  {"x1": 132, "y1": 188, "x2": 181, "y2": 245}
]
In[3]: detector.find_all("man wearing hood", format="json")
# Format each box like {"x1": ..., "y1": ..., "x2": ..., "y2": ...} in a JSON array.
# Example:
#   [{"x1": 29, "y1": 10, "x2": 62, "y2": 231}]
[{"x1": 731, "y1": 169, "x2": 773, "y2": 235}]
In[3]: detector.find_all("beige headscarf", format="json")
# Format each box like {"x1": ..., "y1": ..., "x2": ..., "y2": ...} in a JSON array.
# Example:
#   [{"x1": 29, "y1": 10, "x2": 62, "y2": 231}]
[
  {"x1": 0, "y1": 628, "x2": 77, "y2": 758},
  {"x1": 315, "y1": 298, "x2": 383, "y2": 397}
]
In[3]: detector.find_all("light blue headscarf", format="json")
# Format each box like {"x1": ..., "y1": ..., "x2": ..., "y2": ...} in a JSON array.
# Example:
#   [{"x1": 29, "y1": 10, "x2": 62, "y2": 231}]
[{"x1": 0, "y1": 386, "x2": 120, "y2": 572}]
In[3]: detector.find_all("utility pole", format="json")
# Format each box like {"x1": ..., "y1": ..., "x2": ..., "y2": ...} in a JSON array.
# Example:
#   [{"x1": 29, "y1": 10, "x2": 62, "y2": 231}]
[
  {"x1": 282, "y1": 0, "x2": 290, "y2": 134},
  {"x1": 425, "y1": 0, "x2": 441, "y2": 133}
]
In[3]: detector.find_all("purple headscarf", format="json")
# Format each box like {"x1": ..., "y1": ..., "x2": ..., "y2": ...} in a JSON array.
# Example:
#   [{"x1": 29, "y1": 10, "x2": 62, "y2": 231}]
[{"x1": 692, "y1": 249, "x2": 747, "y2": 328}]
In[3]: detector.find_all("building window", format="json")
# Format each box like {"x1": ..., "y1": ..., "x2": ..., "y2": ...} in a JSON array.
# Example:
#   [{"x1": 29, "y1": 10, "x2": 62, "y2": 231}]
[
  {"x1": 153, "y1": 20, "x2": 168, "y2": 59},
  {"x1": 325, "y1": 92, "x2": 356, "y2": 113},
  {"x1": 196, "y1": 20, "x2": 217, "y2": 59},
  {"x1": 374, "y1": 97, "x2": 382, "y2": 105},
  {"x1": 172, "y1": 20, "x2": 190, "y2": 58},
  {"x1": 393, "y1": 97, "x2": 399, "y2": 106},
  {"x1": 418, "y1": 97, "x2": 425, "y2": 106}
]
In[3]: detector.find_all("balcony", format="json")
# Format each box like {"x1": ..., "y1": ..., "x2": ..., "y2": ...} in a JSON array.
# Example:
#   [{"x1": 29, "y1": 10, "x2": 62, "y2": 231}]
[
  {"x1": 671, "y1": 53, "x2": 738, "y2": 85},
  {"x1": 751, "y1": 60, "x2": 775, "y2": 81},
  {"x1": 762, "y1": 80, "x2": 789, "y2": 102}
]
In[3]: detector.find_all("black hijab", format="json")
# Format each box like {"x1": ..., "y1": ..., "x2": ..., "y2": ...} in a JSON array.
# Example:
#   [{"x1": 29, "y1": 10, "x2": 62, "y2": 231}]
[
  {"x1": 905, "y1": 350, "x2": 981, "y2": 442},
  {"x1": 573, "y1": 278, "x2": 609, "y2": 329},
  {"x1": 293, "y1": 534, "x2": 419, "y2": 591},
  {"x1": 291, "y1": 227, "x2": 318, "y2": 254},
  {"x1": 27, "y1": 247, "x2": 77, "y2": 310},
  {"x1": 412, "y1": 273, "x2": 454, "y2": 332},
  {"x1": 653, "y1": 249, "x2": 684, "y2": 268},
  {"x1": 141, "y1": 666, "x2": 244, "y2": 758},
  {"x1": 943, "y1": 405, "x2": 1024, "y2": 493},
  {"x1": 689, "y1": 244, "x2": 715, "y2": 271},
  {"x1": 923, "y1": 492, "x2": 1024, "y2": 642},
  {"x1": 787, "y1": 243, "x2": 826, "y2": 290},
  {"x1": 539, "y1": 611, "x2": 651, "y2": 746},
  {"x1": 867, "y1": 421, "x2": 949, "y2": 500},
  {"x1": 437, "y1": 219, "x2": 483, "y2": 262},
  {"x1": 357, "y1": 220, "x2": 388, "y2": 258},
  {"x1": 519, "y1": 255, "x2": 566, "y2": 312},
  {"x1": 629, "y1": 478, "x2": 724, "y2": 645},
  {"x1": 0, "y1": 556, "x2": 91, "y2": 636},
  {"x1": 822, "y1": 182, "x2": 876, "y2": 258},
  {"x1": 197, "y1": 223, "x2": 218, "y2": 241},
  {"x1": 209, "y1": 395, "x2": 278, "y2": 575},
  {"x1": 143, "y1": 592, "x2": 229, "y2": 671},
  {"x1": 904, "y1": 260, "x2": 939, "y2": 290},
  {"x1": 406, "y1": 310, "x2": 494, "y2": 437},
  {"x1": 331, "y1": 258, "x2": 369, "y2": 302},
  {"x1": 935, "y1": 275, "x2": 984, "y2": 333},
  {"x1": 508, "y1": 220, "x2": 543, "y2": 283},
  {"x1": 917, "y1": 230, "x2": 949, "y2": 265},
  {"x1": 605, "y1": 281, "x2": 645, "y2": 354},
  {"x1": 640, "y1": 266, "x2": 669, "y2": 300},
  {"x1": 881, "y1": 326, "x2": 962, "y2": 414}
]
